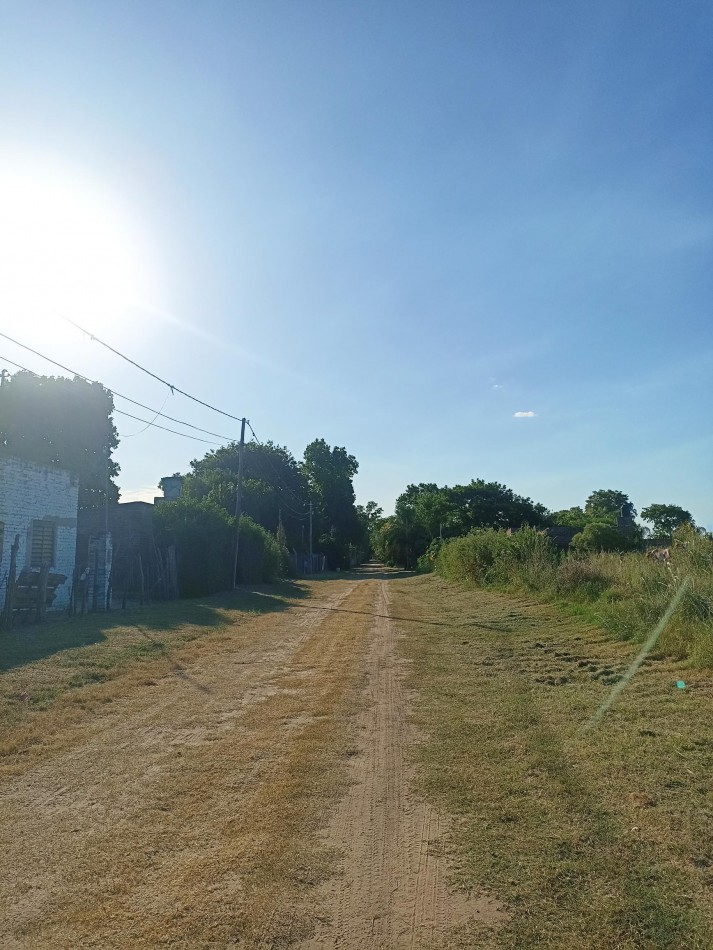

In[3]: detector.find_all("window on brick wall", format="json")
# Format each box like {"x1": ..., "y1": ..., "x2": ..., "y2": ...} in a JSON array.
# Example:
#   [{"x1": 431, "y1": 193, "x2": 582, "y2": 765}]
[{"x1": 30, "y1": 520, "x2": 56, "y2": 568}]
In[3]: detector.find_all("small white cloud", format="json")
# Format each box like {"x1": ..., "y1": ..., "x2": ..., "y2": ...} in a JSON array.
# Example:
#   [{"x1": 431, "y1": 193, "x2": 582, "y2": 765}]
[
  {"x1": 492, "y1": 383, "x2": 504, "y2": 390},
  {"x1": 513, "y1": 410, "x2": 537, "y2": 418}
]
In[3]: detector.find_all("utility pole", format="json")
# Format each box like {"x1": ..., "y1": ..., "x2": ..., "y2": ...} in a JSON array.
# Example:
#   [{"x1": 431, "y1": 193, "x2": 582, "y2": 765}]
[
  {"x1": 309, "y1": 501, "x2": 313, "y2": 568},
  {"x1": 232, "y1": 417, "x2": 247, "y2": 589}
]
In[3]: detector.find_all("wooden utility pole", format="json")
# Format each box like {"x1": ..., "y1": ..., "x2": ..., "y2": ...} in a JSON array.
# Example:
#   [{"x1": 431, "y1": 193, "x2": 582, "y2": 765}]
[
  {"x1": 309, "y1": 501, "x2": 313, "y2": 568},
  {"x1": 232, "y1": 417, "x2": 247, "y2": 588}
]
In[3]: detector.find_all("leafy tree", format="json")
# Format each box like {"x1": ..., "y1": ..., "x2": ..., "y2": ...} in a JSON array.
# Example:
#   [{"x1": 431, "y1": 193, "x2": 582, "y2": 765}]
[
  {"x1": 395, "y1": 483, "x2": 458, "y2": 538},
  {"x1": 371, "y1": 515, "x2": 429, "y2": 570},
  {"x1": 449, "y1": 480, "x2": 549, "y2": 532},
  {"x1": 570, "y1": 521, "x2": 633, "y2": 553},
  {"x1": 184, "y1": 440, "x2": 309, "y2": 549},
  {"x1": 0, "y1": 370, "x2": 119, "y2": 511},
  {"x1": 584, "y1": 489, "x2": 634, "y2": 524},
  {"x1": 550, "y1": 506, "x2": 588, "y2": 530},
  {"x1": 356, "y1": 501, "x2": 383, "y2": 556},
  {"x1": 377, "y1": 478, "x2": 549, "y2": 568},
  {"x1": 641, "y1": 504, "x2": 694, "y2": 538},
  {"x1": 302, "y1": 438, "x2": 362, "y2": 566}
]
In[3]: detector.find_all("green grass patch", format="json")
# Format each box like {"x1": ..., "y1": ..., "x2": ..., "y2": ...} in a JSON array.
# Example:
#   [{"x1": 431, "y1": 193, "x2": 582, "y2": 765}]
[{"x1": 392, "y1": 574, "x2": 713, "y2": 948}]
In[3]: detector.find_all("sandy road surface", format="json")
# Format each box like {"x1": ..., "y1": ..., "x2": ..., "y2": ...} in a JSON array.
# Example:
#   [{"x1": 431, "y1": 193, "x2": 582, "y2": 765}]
[
  {"x1": 301, "y1": 579, "x2": 502, "y2": 949},
  {"x1": 1, "y1": 570, "x2": 496, "y2": 948}
]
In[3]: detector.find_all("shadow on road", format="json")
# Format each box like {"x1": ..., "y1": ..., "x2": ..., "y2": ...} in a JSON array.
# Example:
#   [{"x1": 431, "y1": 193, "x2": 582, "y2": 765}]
[{"x1": 0, "y1": 583, "x2": 301, "y2": 673}]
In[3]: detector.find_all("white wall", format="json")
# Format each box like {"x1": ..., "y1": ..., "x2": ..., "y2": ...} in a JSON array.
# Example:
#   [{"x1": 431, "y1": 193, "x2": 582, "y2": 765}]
[{"x1": 0, "y1": 457, "x2": 79, "y2": 611}]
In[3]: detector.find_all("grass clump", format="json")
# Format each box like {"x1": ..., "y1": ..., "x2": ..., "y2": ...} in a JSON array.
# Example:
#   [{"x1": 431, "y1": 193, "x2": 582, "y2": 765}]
[{"x1": 436, "y1": 525, "x2": 713, "y2": 667}]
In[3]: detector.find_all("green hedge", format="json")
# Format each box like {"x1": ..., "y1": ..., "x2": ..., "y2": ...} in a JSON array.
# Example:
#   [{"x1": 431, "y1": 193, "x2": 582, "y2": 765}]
[{"x1": 153, "y1": 497, "x2": 287, "y2": 596}]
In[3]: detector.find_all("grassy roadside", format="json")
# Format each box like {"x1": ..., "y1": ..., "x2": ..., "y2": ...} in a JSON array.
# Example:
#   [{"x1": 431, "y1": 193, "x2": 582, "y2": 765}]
[
  {"x1": 435, "y1": 526, "x2": 713, "y2": 667},
  {"x1": 391, "y1": 574, "x2": 713, "y2": 949}
]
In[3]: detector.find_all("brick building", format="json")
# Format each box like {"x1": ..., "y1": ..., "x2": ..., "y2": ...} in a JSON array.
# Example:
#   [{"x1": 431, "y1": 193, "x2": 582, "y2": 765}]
[{"x1": 0, "y1": 456, "x2": 79, "y2": 612}]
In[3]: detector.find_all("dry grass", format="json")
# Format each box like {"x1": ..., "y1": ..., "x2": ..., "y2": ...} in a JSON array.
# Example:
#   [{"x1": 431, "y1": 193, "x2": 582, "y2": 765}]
[
  {"x1": 390, "y1": 574, "x2": 713, "y2": 949},
  {"x1": 0, "y1": 584, "x2": 304, "y2": 762},
  {"x1": 0, "y1": 579, "x2": 374, "y2": 947}
]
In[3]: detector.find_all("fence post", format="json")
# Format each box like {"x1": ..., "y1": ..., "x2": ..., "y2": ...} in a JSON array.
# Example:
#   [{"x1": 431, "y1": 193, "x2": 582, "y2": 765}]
[
  {"x1": 36, "y1": 563, "x2": 50, "y2": 621},
  {"x1": 2, "y1": 534, "x2": 20, "y2": 627}
]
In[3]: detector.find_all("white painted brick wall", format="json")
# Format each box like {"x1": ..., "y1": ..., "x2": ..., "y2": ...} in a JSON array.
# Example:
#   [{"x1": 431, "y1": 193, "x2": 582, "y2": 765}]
[{"x1": 0, "y1": 457, "x2": 79, "y2": 611}]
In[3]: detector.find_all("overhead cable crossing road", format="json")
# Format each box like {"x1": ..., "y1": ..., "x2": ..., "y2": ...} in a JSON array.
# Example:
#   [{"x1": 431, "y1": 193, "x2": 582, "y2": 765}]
[{"x1": 0, "y1": 332, "x2": 240, "y2": 444}]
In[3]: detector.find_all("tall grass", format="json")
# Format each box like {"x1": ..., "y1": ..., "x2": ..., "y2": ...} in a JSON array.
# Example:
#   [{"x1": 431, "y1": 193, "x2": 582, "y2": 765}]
[{"x1": 436, "y1": 525, "x2": 713, "y2": 667}]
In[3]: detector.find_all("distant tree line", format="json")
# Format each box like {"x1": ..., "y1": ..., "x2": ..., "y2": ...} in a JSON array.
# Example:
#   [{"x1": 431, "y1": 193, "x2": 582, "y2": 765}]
[
  {"x1": 0, "y1": 371, "x2": 379, "y2": 593},
  {"x1": 372, "y1": 482, "x2": 700, "y2": 570},
  {"x1": 1, "y1": 370, "x2": 700, "y2": 585}
]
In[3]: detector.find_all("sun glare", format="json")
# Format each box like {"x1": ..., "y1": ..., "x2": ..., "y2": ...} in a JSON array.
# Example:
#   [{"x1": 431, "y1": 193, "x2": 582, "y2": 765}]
[{"x1": 0, "y1": 158, "x2": 155, "y2": 343}]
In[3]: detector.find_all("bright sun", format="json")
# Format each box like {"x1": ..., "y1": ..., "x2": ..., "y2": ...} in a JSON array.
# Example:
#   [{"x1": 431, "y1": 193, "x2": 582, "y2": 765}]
[{"x1": 0, "y1": 157, "x2": 154, "y2": 342}]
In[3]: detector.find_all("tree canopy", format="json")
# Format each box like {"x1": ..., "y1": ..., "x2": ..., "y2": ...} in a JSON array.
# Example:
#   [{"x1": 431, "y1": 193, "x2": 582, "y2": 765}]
[
  {"x1": 584, "y1": 489, "x2": 634, "y2": 524},
  {"x1": 641, "y1": 503, "x2": 694, "y2": 538},
  {"x1": 181, "y1": 436, "x2": 372, "y2": 567},
  {"x1": 183, "y1": 440, "x2": 309, "y2": 549},
  {"x1": 550, "y1": 506, "x2": 588, "y2": 530},
  {"x1": 373, "y1": 479, "x2": 549, "y2": 568},
  {"x1": 0, "y1": 370, "x2": 119, "y2": 511}
]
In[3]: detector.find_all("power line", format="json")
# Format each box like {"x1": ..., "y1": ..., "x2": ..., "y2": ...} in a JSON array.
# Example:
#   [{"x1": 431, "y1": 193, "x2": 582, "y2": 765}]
[
  {"x1": 63, "y1": 316, "x2": 246, "y2": 423},
  {"x1": 1, "y1": 348, "x2": 313, "y2": 518},
  {"x1": 113, "y1": 409, "x2": 221, "y2": 444},
  {"x1": 0, "y1": 331, "x2": 239, "y2": 441},
  {"x1": 0, "y1": 352, "x2": 222, "y2": 446}
]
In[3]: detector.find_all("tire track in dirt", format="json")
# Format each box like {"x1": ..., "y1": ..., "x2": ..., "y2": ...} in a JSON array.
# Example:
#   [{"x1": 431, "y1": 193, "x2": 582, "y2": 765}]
[
  {"x1": 301, "y1": 580, "x2": 504, "y2": 950},
  {"x1": 0, "y1": 580, "x2": 359, "y2": 947}
]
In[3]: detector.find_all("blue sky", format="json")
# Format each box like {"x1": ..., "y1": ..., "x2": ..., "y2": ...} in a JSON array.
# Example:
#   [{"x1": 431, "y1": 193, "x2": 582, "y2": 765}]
[{"x1": 0, "y1": 1, "x2": 711, "y2": 526}]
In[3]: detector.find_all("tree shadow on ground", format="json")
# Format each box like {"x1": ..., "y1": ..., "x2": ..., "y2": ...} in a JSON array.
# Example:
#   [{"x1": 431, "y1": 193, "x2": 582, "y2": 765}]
[{"x1": 0, "y1": 583, "x2": 302, "y2": 673}]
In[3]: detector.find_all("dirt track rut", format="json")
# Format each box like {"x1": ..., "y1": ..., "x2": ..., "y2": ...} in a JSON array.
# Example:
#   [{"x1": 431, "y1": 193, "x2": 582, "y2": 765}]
[
  {"x1": 0, "y1": 571, "x2": 499, "y2": 948},
  {"x1": 301, "y1": 580, "x2": 502, "y2": 948}
]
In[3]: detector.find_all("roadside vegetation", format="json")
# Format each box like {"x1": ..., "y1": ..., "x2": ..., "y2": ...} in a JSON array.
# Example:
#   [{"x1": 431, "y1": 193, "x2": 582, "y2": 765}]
[
  {"x1": 435, "y1": 523, "x2": 713, "y2": 667},
  {"x1": 372, "y1": 479, "x2": 711, "y2": 668}
]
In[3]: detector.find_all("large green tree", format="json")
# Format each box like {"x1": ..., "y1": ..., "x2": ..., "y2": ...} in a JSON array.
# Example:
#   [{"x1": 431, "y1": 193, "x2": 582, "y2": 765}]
[
  {"x1": 550, "y1": 506, "x2": 588, "y2": 530},
  {"x1": 302, "y1": 438, "x2": 363, "y2": 565},
  {"x1": 0, "y1": 370, "x2": 119, "y2": 511},
  {"x1": 641, "y1": 503, "x2": 694, "y2": 537},
  {"x1": 584, "y1": 489, "x2": 634, "y2": 524},
  {"x1": 183, "y1": 440, "x2": 309, "y2": 549},
  {"x1": 375, "y1": 478, "x2": 549, "y2": 568}
]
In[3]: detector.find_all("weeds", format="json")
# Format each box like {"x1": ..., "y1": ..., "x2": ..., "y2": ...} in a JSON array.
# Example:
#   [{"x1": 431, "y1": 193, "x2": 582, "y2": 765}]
[{"x1": 436, "y1": 525, "x2": 713, "y2": 666}]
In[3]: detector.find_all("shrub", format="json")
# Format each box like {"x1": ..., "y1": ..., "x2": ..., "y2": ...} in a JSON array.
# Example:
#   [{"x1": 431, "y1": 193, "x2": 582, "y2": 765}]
[
  {"x1": 436, "y1": 527, "x2": 558, "y2": 591},
  {"x1": 236, "y1": 516, "x2": 285, "y2": 585},
  {"x1": 154, "y1": 498, "x2": 284, "y2": 596},
  {"x1": 417, "y1": 538, "x2": 443, "y2": 573},
  {"x1": 570, "y1": 522, "x2": 632, "y2": 553},
  {"x1": 437, "y1": 529, "x2": 510, "y2": 585},
  {"x1": 556, "y1": 558, "x2": 614, "y2": 600}
]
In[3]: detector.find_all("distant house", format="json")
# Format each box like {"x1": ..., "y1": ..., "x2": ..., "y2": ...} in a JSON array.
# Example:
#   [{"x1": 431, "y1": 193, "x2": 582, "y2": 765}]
[{"x1": 0, "y1": 456, "x2": 79, "y2": 613}]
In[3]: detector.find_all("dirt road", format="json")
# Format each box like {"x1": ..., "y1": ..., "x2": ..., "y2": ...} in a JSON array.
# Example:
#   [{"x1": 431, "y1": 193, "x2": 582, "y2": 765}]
[{"x1": 0, "y1": 569, "x2": 497, "y2": 948}]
